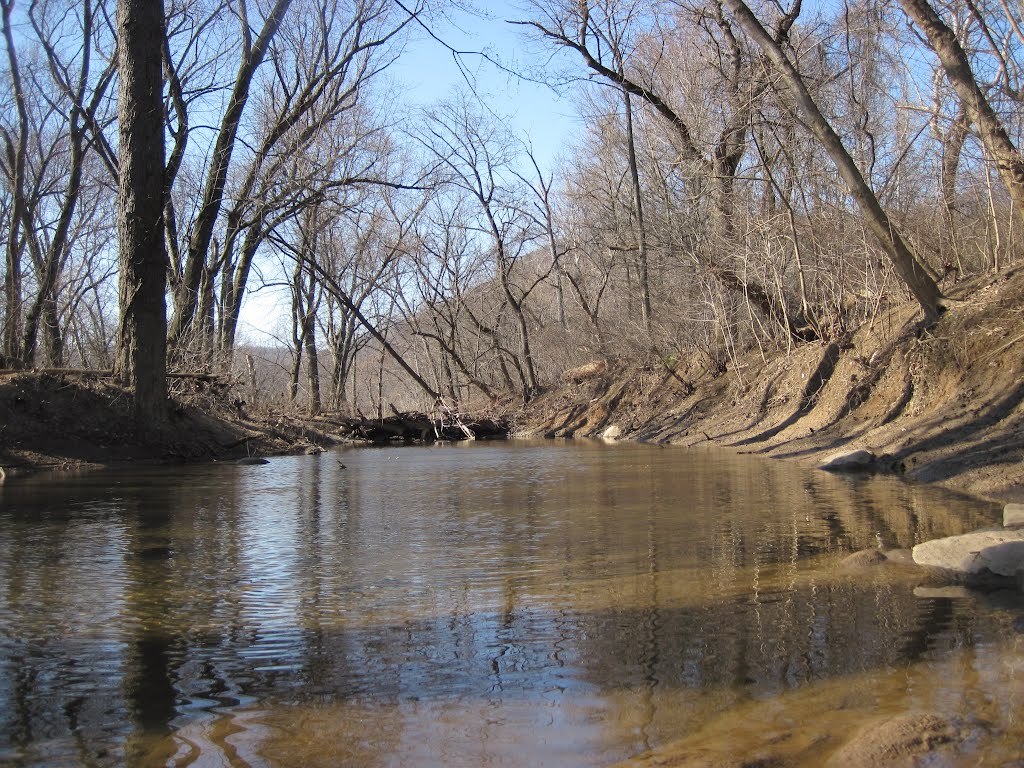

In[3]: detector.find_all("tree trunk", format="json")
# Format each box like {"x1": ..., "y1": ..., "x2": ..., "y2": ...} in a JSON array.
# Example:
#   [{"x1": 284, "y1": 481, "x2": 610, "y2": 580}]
[
  {"x1": 42, "y1": 296, "x2": 63, "y2": 367},
  {"x1": 724, "y1": 0, "x2": 945, "y2": 321},
  {"x1": 939, "y1": 102, "x2": 970, "y2": 269},
  {"x1": 623, "y1": 90, "x2": 652, "y2": 332},
  {"x1": 113, "y1": 0, "x2": 168, "y2": 428},
  {"x1": 1, "y1": 0, "x2": 27, "y2": 366}
]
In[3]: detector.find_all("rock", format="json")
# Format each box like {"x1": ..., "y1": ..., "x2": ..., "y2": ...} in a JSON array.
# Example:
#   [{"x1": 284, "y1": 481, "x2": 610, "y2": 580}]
[
  {"x1": 840, "y1": 549, "x2": 887, "y2": 568},
  {"x1": 882, "y1": 548, "x2": 914, "y2": 564},
  {"x1": 825, "y1": 713, "x2": 960, "y2": 767},
  {"x1": 1005, "y1": 503, "x2": 1024, "y2": 528},
  {"x1": 602, "y1": 425, "x2": 622, "y2": 441},
  {"x1": 819, "y1": 449, "x2": 875, "y2": 472},
  {"x1": 561, "y1": 359, "x2": 607, "y2": 384},
  {"x1": 236, "y1": 457, "x2": 269, "y2": 465},
  {"x1": 912, "y1": 529, "x2": 1024, "y2": 577}
]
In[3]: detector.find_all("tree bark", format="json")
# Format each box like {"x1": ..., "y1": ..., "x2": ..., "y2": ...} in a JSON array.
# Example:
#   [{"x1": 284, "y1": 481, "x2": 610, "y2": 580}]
[
  {"x1": 623, "y1": 90, "x2": 652, "y2": 332},
  {"x1": 114, "y1": 0, "x2": 168, "y2": 428},
  {"x1": 724, "y1": 0, "x2": 945, "y2": 321}
]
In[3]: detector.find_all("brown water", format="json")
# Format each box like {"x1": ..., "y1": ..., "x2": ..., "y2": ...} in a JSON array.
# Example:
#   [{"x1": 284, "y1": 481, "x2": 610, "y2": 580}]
[{"x1": 0, "y1": 440, "x2": 1021, "y2": 767}]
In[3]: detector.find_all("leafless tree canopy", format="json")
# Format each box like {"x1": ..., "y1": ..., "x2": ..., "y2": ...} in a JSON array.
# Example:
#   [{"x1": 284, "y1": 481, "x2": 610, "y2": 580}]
[{"x1": 3, "y1": 0, "x2": 1024, "y2": 415}]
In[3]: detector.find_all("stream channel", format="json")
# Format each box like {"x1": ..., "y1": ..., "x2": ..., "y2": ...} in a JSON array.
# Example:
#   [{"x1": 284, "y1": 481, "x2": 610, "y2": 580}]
[{"x1": 1, "y1": 440, "x2": 1022, "y2": 766}]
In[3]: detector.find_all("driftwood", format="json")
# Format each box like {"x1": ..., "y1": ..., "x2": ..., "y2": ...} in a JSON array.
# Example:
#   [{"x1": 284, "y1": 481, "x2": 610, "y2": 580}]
[{"x1": 338, "y1": 411, "x2": 510, "y2": 444}]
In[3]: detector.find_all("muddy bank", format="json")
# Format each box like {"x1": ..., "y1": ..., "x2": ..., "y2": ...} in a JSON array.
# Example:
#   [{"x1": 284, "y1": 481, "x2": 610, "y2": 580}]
[
  {"x1": 0, "y1": 371, "x2": 343, "y2": 476},
  {"x1": 0, "y1": 370, "x2": 511, "y2": 478},
  {"x1": 519, "y1": 266, "x2": 1024, "y2": 504}
]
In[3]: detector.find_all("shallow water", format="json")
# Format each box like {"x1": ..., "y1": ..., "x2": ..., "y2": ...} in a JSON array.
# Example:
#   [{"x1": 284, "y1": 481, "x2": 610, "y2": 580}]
[{"x1": 0, "y1": 440, "x2": 1021, "y2": 766}]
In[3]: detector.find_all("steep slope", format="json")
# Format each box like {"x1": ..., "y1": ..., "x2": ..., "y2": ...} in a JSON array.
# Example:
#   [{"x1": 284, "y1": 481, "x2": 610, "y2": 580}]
[{"x1": 521, "y1": 265, "x2": 1024, "y2": 502}]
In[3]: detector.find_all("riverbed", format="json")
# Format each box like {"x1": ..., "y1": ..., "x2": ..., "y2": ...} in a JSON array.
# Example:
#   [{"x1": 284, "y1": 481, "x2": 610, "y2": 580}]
[{"x1": 1, "y1": 441, "x2": 1021, "y2": 766}]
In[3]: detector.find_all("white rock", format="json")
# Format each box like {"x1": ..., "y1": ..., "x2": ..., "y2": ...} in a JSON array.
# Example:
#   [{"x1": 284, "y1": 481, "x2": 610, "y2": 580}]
[
  {"x1": 912, "y1": 530, "x2": 1024, "y2": 577},
  {"x1": 601, "y1": 425, "x2": 622, "y2": 441},
  {"x1": 1004, "y1": 503, "x2": 1024, "y2": 528},
  {"x1": 819, "y1": 448, "x2": 875, "y2": 471}
]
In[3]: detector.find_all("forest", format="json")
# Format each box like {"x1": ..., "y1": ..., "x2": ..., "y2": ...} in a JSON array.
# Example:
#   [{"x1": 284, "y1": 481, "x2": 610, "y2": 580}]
[{"x1": 2, "y1": 0, "x2": 1024, "y2": 424}]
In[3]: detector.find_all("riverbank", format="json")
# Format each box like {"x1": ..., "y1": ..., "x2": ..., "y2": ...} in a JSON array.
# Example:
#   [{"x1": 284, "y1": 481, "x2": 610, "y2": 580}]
[
  {"x1": 0, "y1": 370, "x2": 509, "y2": 478},
  {"x1": 2, "y1": 266, "x2": 1023, "y2": 501},
  {"x1": 0, "y1": 371, "x2": 343, "y2": 476},
  {"x1": 518, "y1": 265, "x2": 1024, "y2": 504}
]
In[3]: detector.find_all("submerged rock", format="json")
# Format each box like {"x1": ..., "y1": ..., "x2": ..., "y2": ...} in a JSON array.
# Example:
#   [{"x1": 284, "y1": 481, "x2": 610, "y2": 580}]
[
  {"x1": 882, "y1": 548, "x2": 914, "y2": 564},
  {"x1": 840, "y1": 549, "x2": 888, "y2": 568},
  {"x1": 913, "y1": 585, "x2": 974, "y2": 599},
  {"x1": 819, "y1": 449, "x2": 875, "y2": 472},
  {"x1": 912, "y1": 529, "x2": 1024, "y2": 578},
  {"x1": 825, "y1": 713, "x2": 960, "y2": 767}
]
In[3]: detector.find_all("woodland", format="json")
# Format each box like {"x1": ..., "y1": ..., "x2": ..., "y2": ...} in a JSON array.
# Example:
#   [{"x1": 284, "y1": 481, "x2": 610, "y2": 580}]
[{"x1": 2, "y1": 0, "x2": 1024, "y2": 429}]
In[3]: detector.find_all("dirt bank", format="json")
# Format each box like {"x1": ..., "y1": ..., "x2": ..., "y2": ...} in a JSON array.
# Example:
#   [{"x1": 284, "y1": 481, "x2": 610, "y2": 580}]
[
  {"x1": 0, "y1": 371, "x2": 342, "y2": 476},
  {"x1": 520, "y1": 265, "x2": 1024, "y2": 504},
  {"x1": 2, "y1": 268, "x2": 1023, "y2": 500}
]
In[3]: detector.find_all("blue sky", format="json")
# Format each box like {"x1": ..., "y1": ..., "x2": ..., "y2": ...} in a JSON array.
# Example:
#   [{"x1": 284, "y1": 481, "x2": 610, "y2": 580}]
[{"x1": 389, "y1": 1, "x2": 582, "y2": 169}]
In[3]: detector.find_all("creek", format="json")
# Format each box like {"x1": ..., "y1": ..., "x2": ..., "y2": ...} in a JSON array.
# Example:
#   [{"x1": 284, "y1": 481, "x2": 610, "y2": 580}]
[{"x1": 0, "y1": 440, "x2": 1021, "y2": 766}]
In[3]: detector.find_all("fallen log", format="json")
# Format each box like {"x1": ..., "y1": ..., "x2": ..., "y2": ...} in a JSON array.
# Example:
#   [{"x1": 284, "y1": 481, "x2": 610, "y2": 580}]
[{"x1": 338, "y1": 411, "x2": 510, "y2": 443}]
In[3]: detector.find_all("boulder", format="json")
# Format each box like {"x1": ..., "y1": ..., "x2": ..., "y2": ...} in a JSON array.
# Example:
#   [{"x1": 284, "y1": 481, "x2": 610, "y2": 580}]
[
  {"x1": 912, "y1": 529, "x2": 1024, "y2": 577},
  {"x1": 1005, "y1": 503, "x2": 1024, "y2": 528},
  {"x1": 601, "y1": 425, "x2": 622, "y2": 441},
  {"x1": 819, "y1": 448, "x2": 875, "y2": 472}
]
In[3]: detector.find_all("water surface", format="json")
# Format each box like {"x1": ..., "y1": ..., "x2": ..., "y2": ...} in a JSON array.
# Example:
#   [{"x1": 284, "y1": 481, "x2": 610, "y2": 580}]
[{"x1": 1, "y1": 441, "x2": 1021, "y2": 766}]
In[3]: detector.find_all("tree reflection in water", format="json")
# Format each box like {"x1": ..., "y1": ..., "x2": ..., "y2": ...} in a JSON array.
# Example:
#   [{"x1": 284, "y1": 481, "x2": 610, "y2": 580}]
[{"x1": 0, "y1": 441, "x2": 1019, "y2": 767}]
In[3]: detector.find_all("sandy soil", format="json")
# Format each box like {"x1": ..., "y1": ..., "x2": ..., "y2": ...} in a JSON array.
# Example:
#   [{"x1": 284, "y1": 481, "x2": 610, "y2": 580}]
[{"x1": 520, "y1": 265, "x2": 1024, "y2": 504}]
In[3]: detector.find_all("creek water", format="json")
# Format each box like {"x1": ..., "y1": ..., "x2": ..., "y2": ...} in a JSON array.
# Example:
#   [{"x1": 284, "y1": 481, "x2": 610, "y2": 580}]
[{"x1": 0, "y1": 440, "x2": 1022, "y2": 767}]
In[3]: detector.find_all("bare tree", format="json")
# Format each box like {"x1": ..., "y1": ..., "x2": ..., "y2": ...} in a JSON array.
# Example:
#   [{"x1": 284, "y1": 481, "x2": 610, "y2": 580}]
[
  {"x1": 166, "y1": 0, "x2": 294, "y2": 349},
  {"x1": 168, "y1": 0, "x2": 422, "y2": 359},
  {"x1": 421, "y1": 99, "x2": 544, "y2": 402},
  {"x1": 722, "y1": 0, "x2": 946, "y2": 320},
  {"x1": 898, "y1": 0, "x2": 1024, "y2": 220},
  {"x1": 1, "y1": 0, "x2": 30, "y2": 364},
  {"x1": 517, "y1": 0, "x2": 810, "y2": 338}
]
